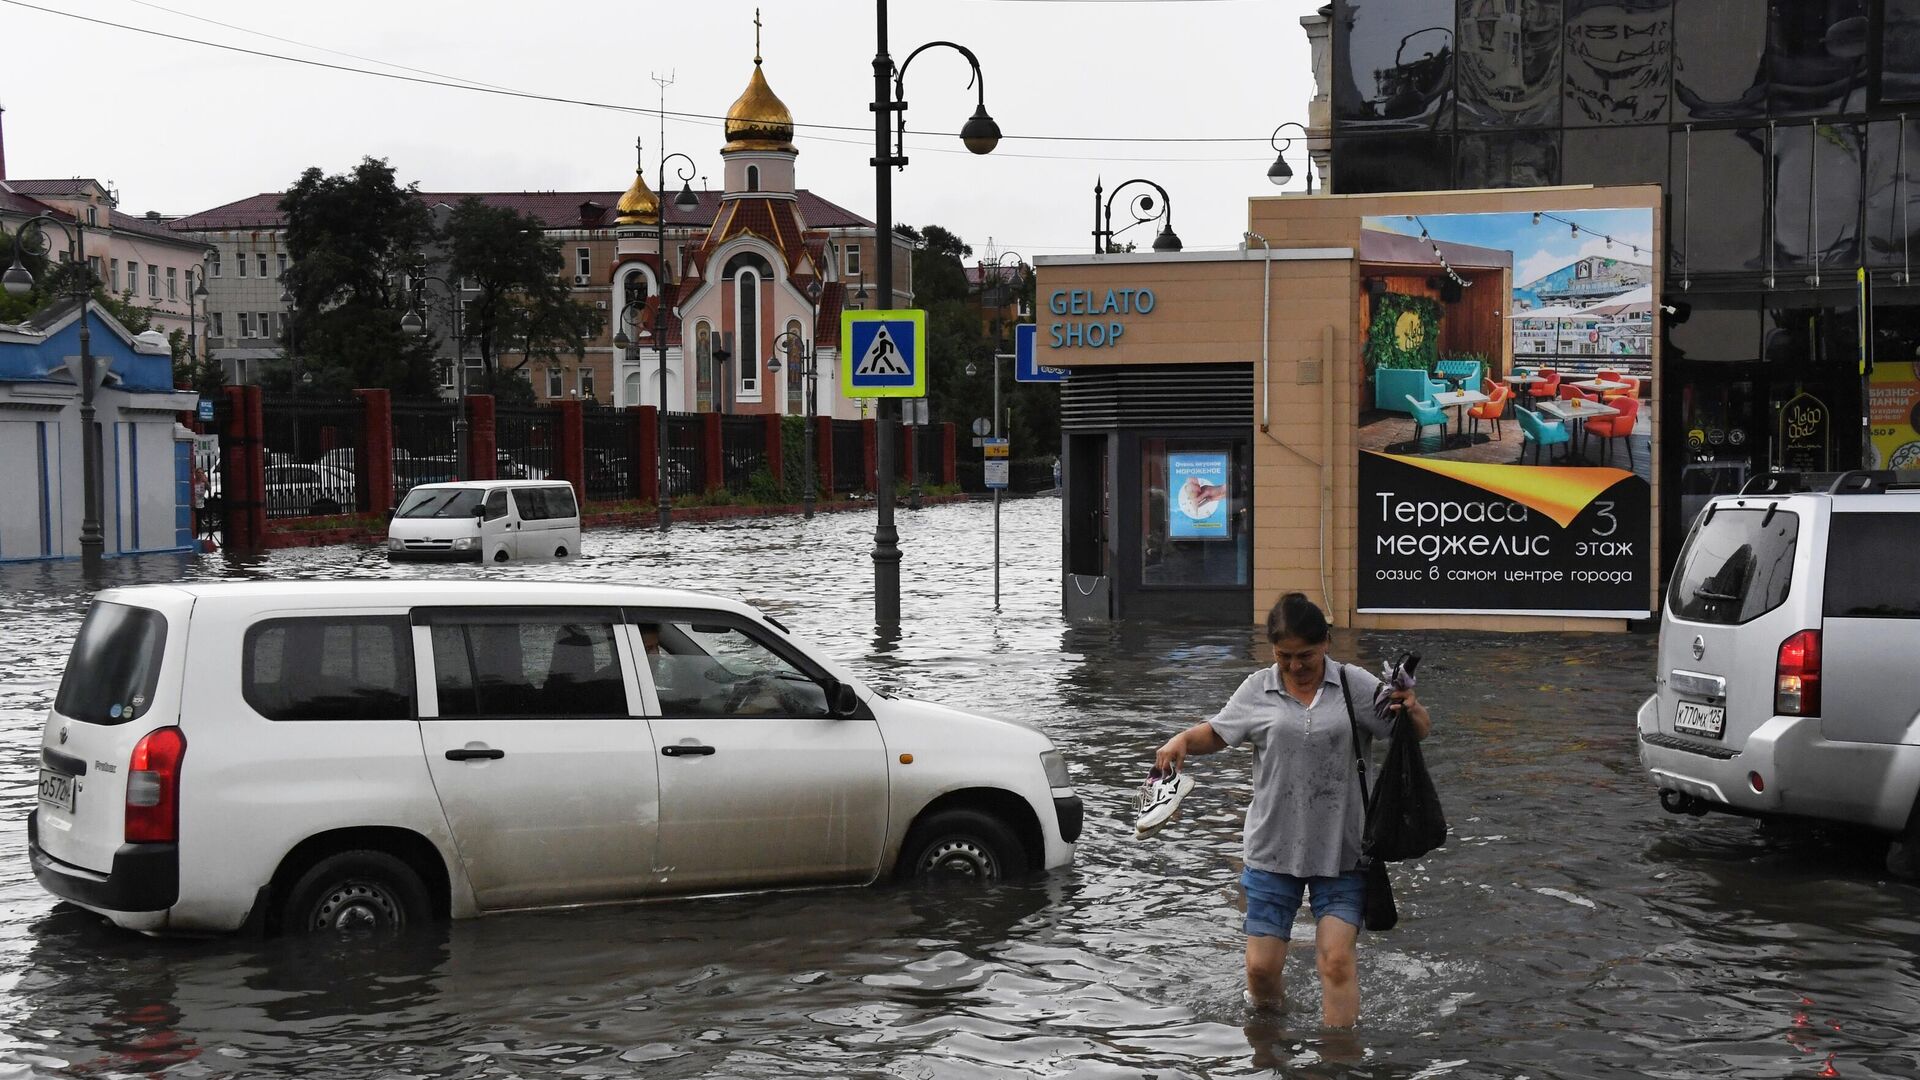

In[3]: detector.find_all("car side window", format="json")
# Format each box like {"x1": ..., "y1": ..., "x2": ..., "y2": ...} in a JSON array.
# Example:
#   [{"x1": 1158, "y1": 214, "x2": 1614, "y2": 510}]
[
  {"x1": 430, "y1": 617, "x2": 627, "y2": 718},
  {"x1": 243, "y1": 616, "x2": 415, "y2": 721},
  {"x1": 512, "y1": 488, "x2": 547, "y2": 521},
  {"x1": 483, "y1": 489, "x2": 508, "y2": 521},
  {"x1": 639, "y1": 617, "x2": 830, "y2": 719}
]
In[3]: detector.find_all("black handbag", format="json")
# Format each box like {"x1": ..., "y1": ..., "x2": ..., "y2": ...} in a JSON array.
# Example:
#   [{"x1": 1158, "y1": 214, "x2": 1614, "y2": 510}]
[{"x1": 1340, "y1": 670, "x2": 1399, "y2": 932}]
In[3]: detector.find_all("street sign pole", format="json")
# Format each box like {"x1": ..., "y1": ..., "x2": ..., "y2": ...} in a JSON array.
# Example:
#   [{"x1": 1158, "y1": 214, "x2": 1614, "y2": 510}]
[{"x1": 994, "y1": 351, "x2": 1002, "y2": 609}]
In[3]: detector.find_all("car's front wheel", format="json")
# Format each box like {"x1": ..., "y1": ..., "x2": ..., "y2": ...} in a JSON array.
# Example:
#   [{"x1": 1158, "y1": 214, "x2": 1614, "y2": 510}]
[
  {"x1": 899, "y1": 809, "x2": 1025, "y2": 884},
  {"x1": 282, "y1": 850, "x2": 430, "y2": 935}
]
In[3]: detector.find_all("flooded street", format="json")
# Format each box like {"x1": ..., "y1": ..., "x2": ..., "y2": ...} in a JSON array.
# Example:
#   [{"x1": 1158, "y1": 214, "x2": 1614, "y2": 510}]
[{"x1": 1, "y1": 497, "x2": 1916, "y2": 1079}]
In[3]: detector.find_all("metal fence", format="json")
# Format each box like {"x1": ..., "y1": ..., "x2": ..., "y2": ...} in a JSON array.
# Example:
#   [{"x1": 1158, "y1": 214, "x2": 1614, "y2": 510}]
[
  {"x1": 662, "y1": 412, "x2": 706, "y2": 498},
  {"x1": 832, "y1": 418, "x2": 866, "y2": 495},
  {"x1": 391, "y1": 400, "x2": 459, "y2": 505},
  {"x1": 497, "y1": 405, "x2": 558, "y2": 484},
  {"x1": 258, "y1": 394, "x2": 364, "y2": 517},
  {"x1": 912, "y1": 424, "x2": 944, "y2": 486},
  {"x1": 582, "y1": 407, "x2": 630, "y2": 501},
  {"x1": 720, "y1": 415, "x2": 767, "y2": 494}
]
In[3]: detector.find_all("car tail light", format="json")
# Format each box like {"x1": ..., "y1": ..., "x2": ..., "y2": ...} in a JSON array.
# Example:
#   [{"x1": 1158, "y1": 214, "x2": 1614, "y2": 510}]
[
  {"x1": 125, "y1": 727, "x2": 186, "y2": 844},
  {"x1": 1775, "y1": 630, "x2": 1821, "y2": 717}
]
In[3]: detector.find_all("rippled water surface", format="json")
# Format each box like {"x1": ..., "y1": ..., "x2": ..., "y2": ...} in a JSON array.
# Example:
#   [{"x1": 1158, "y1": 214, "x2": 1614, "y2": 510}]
[{"x1": 2, "y1": 498, "x2": 1916, "y2": 1078}]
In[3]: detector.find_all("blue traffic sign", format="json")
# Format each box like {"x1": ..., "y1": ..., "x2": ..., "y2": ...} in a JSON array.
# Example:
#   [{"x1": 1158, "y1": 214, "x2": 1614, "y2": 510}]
[
  {"x1": 196, "y1": 398, "x2": 215, "y2": 422},
  {"x1": 1014, "y1": 323, "x2": 1065, "y2": 383},
  {"x1": 841, "y1": 309, "x2": 926, "y2": 398}
]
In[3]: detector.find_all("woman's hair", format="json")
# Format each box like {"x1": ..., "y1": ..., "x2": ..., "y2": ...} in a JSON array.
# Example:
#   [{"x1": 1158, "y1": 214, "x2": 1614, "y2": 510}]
[{"x1": 1265, "y1": 592, "x2": 1329, "y2": 645}]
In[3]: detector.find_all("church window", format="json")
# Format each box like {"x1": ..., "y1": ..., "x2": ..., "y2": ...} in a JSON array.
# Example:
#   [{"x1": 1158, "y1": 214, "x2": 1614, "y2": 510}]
[
  {"x1": 736, "y1": 270, "x2": 759, "y2": 396},
  {"x1": 695, "y1": 322, "x2": 714, "y2": 411},
  {"x1": 746, "y1": 165, "x2": 760, "y2": 192},
  {"x1": 785, "y1": 318, "x2": 804, "y2": 414}
]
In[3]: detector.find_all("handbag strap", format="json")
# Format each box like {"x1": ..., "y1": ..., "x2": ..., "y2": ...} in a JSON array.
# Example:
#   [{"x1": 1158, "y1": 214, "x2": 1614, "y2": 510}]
[{"x1": 1338, "y1": 664, "x2": 1372, "y2": 812}]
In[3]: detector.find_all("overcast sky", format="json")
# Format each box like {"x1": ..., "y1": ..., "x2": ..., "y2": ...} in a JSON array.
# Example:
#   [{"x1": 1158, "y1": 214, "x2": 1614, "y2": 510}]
[{"x1": 2, "y1": 0, "x2": 1317, "y2": 258}]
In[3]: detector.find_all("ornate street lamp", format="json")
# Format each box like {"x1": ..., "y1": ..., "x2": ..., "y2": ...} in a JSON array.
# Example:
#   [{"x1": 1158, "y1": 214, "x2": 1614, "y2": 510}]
[
  {"x1": 1268, "y1": 121, "x2": 1314, "y2": 192},
  {"x1": 870, "y1": 0, "x2": 1001, "y2": 629},
  {"x1": 401, "y1": 270, "x2": 469, "y2": 479},
  {"x1": 765, "y1": 278, "x2": 824, "y2": 519},
  {"x1": 5, "y1": 214, "x2": 104, "y2": 568},
  {"x1": 1092, "y1": 177, "x2": 1182, "y2": 254},
  {"x1": 185, "y1": 261, "x2": 210, "y2": 382}
]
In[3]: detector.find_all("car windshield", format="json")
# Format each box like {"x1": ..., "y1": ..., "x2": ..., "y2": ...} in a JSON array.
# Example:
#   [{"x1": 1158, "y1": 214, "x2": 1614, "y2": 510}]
[{"x1": 395, "y1": 488, "x2": 485, "y2": 518}]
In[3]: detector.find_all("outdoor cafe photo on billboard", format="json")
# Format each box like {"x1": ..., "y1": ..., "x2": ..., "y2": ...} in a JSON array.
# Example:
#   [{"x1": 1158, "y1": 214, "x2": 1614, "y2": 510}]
[{"x1": 1355, "y1": 206, "x2": 1655, "y2": 618}]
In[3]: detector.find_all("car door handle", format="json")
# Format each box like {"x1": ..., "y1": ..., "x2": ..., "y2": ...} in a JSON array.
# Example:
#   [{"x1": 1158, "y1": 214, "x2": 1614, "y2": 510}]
[
  {"x1": 661, "y1": 744, "x2": 716, "y2": 757},
  {"x1": 445, "y1": 748, "x2": 506, "y2": 761}
]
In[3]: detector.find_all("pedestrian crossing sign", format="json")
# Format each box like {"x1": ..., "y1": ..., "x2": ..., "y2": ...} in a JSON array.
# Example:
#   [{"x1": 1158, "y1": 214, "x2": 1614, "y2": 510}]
[{"x1": 841, "y1": 309, "x2": 926, "y2": 398}]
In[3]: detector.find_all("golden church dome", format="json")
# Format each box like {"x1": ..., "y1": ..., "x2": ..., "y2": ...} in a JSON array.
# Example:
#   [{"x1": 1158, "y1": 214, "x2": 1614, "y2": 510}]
[
  {"x1": 615, "y1": 169, "x2": 659, "y2": 226},
  {"x1": 723, "y1": 56, "x2": 795, "y2": 153}
]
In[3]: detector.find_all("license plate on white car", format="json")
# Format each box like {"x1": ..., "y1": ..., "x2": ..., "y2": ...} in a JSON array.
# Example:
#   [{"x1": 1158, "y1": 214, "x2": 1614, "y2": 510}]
[
  {"x1": 1674, "y1": 701, "x2": 1725, "y2": 739},
  {"x1": 39, "y1": 769, "x2": 76, "y2": 813}
]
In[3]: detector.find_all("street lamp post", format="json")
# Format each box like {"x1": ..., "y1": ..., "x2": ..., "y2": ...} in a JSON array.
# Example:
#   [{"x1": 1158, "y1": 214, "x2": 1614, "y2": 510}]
[
  {"x1": 638, "y1": 152, "x2": 699, "y2": 530},
  {"x1": 871, "y1": 0, "x2": 1002, "y2": 629},
  {"x1": 4, "y1": 214, "x2": 104, "y2": 568},
  {"x1": 400, "y1": 272, "x2": 468, "y2": 478},
  {"x1": 185, "y1": 262, "x2": 210, "y2": 384},
  {"x1": 766, "y1": 278, "x2": 824, "y2": 519},
  {"x1": 1268, "y1": 121, "x2": 1314, "y2": 192},
  {"x1": 611, "y1": 297, "x2": 659, "y2": 507},
  {"x1": 1093, "y1": 178, "x2": 1183, "y2": 254}
]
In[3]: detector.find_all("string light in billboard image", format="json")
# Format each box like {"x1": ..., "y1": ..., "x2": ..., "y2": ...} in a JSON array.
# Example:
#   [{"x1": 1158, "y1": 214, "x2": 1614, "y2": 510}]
[
  {"x1": 1529, "y1": 211, "x2": 1645, "y2": 258},
  {"x1": 1404, "y1": 215, "x2": 1474, "y2": 289}
]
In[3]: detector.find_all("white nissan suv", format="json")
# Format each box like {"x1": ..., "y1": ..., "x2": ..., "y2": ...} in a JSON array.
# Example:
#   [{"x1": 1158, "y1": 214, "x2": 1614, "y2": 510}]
[{"x1": 30, "y1": 581, "x2": 1081, "y2": 935}]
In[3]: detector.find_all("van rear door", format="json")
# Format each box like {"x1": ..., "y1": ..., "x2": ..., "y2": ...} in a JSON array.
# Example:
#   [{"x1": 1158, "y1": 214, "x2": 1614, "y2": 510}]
[
  {"x1": 36, "y1": 589, "x2": 193, "y2": 875},
  {"x1": 1658, "y1": 501, "x2": 1810, "y2": 751},
  {"x1": 1818, "y1": 510, "x2": 1920, "y2": 746}
]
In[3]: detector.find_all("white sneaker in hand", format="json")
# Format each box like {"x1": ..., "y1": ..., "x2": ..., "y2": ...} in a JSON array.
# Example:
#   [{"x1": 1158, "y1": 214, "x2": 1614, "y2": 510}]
[{"x1": 1134, "y1": 766, "x2": 1195, "y2": 839}]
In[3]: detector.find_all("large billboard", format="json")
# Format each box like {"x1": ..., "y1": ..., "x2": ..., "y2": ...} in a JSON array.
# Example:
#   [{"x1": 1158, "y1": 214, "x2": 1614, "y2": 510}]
[{"x1": 1357, "y1": 208, "x2": 1655, "y2": 617}]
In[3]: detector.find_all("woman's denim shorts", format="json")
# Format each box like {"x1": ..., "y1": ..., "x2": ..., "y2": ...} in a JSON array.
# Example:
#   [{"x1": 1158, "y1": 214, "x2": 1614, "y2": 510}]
[{"x1": 1240, "y1": 866, "x2": 1366, "y2": 940}]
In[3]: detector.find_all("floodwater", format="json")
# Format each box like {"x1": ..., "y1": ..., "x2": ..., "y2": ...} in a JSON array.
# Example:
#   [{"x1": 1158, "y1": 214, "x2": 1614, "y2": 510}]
[{"x1": 1, "y1": 498, "x2": 1916, "y2": 1079}]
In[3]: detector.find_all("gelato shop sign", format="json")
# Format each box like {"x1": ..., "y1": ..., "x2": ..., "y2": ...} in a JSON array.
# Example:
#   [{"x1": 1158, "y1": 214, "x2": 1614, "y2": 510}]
[{"x1": 1048, "y1": 287, "x2": 1155, "y2": 348}]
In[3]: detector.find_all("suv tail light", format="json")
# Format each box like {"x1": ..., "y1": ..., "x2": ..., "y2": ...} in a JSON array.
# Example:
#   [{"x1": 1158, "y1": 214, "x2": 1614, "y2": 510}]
[
  {"x1": 1775, "y1": 630, "x2": 1822, "y2": 717},
  {"x1": 125, "y1": 727, "x2": 186, "y2": 844}
]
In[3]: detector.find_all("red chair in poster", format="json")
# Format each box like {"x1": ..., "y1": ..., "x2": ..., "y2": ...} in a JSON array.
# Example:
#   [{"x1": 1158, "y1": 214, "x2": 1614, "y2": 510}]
[
  {"x1": 1468, "y1": 385, "x2": 1509, "y2": 440},
  {"x1": 1584, "y1": 394, "x2": 1641, "y2": 466},
  {"x1": 1528, "y1": 368, "x2": 1561, "y2": 403}
]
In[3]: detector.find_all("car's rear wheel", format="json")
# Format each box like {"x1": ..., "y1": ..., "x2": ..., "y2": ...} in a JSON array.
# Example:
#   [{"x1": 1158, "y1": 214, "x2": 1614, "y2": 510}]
[
  {"x1": 282, "y1": 850, "x2": 429, "y2": 935},
  {"x1": 493, "y1": 549, "x2": 509, "y2": 563},
  {"x1": 899, "y1": 809, "x2": 1025, "y2": 884},
  {"x1": 554, "y1": 546, "x2": 568, "y2": 558},
  {"x1": 1888, "y1": 805, "x2": 1920, "y2": 879}
]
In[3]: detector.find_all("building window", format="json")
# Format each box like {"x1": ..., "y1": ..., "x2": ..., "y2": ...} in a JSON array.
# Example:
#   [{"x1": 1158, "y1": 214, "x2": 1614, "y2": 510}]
[
  {"x1": 239, "y1": 313, "x2": 252, "y2": 338},
  {"x1": 785, "y1": 318, "x2": 804, "y2": 414},
  {"x1": 845, "y1": 245, "x2": 861, "y2": 277},
  {"x1": 237, "y1": 251, "x2": 247, "y2": 277},
  {"x1": 277, "y1": 312, "x2": 288, "y2": 339},
  {"x1": 166, "y1": 267, "x2": 178, "y2": 299},
  {"x1": 87, "y1": 256, "x2": 102, "y2": 285},
  {"x1": 736, "y1": 269, "x2": 759, "y2": 396},
  {"x1": 580, "y1": 366, "x2": 595, "y2": 400},
  {"x1": 576, "y1": 248, "x2": 591, "y2": 279},
  {"x1": 261, "y1": 313, "x2": 275, "y2": 342},
  {"x1": 110, "y1": 258, "x2": 119, "y2": 290},
  {"x1": 148, "y1": 265, "x2": 159, "y2": 297},
  {"x1": 212, "y1": 313, "x2": 224, "y2": 338},
  {"x1": 746, "y1": 165, "x2": 760, "y2": 192},
  {"x1": 86, "y1": 206, "x2": 98, "y2": 227},
  {"x1": 695, "y1": 322, "x2": 714, "y2": 411},
  {"x1": 210, "y1": 251, "x2": 221, "y2": 277},
  {"x1": 256, "y1": 253, "x2": 267, "y2": 278},
  {"x1": 126, "y1": 261, "x2": 138, "y2": 290},
  {"x1": 548, "y1": 366, "x2": 563, "y2": 398},
  {"x1": 277, "y1": 253, "x2": 288, "y2": 277}
]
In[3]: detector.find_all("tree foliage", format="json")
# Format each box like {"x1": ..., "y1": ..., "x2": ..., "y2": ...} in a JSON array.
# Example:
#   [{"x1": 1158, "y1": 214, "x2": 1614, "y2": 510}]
[
  {"x1": 443, "y1": 197, "x2": 599, "y2": 381},
  {"x1": 280, "y1": 157, "x2": 438, "y2": 394}
]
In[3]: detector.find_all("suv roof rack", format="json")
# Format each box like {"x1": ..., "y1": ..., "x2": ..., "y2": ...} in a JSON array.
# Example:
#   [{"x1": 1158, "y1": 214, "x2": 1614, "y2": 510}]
[{"x1": 1738, "y1": 470, "x2": 1920, "y2": 496}]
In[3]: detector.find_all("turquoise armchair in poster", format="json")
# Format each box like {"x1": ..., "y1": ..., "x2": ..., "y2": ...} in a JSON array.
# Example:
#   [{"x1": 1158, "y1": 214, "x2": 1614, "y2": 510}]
[{"x1": 1375, "y1": 368, "x2": 1445, "y2": 414}]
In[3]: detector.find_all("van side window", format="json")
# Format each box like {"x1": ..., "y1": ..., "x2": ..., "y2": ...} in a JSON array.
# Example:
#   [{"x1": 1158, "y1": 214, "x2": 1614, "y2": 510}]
[
  {"x1": 430, "y1": 618, "x2": 627, "y2": 718},
  {"x1": 638, "y1": 617, "x2": 830, "y2": 719},
  {"x1": 243, "y1": 617, "x2": 415, "y2": 721},
  {"x1": 512, "y1": 488, "x2": 548, "y2": 521},
  {"x1": 1668, "y1": 508, "x2": 1799, "y2": 625},
  {"x1": 1825, "y1": 514, "x2": 1920, "y2": 618},
  {"x1": 484, "y1": 489, "x2": 508, "y2": 521},
  {"x1": 546, "y1": 485, "x2": 578, "y2": 518}
]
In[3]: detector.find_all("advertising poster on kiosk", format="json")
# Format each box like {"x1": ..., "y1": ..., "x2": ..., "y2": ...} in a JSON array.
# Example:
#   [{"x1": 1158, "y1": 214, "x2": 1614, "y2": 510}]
[
  {"x1": 1168, "y1": 452, "x2": 1230, "y2": 540},
  {"x1": 1355, "y1": 207, "x2": 1655, "y2": 617}
]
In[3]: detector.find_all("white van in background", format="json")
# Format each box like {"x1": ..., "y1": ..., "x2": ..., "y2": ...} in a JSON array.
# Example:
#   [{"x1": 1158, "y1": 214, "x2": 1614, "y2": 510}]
[{"x1": 387, "y1": 480, "x2": 581, "y2": 562}]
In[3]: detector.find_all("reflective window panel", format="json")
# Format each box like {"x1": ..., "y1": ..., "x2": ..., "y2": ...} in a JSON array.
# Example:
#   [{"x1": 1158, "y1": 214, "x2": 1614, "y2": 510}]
[
  {"x1": 1770, "y1": 122, "x2": 1863, "y2": 273},
  {"x1": 1667, "y1": 295, "x2": 1762, "y2": 363},
  {"x1": 1669, "y1": 127, "x2": 1768, "y2": 275},
  {"x1": 1564, "y1": 124, "x2": 1670, "y2": 186},
  {"x1": 1330, "y1": 135, "x2": 1454, "y2": 194},
  {"x1": 1886, "y1": 0, "x2": 1920, "y2": 104},
  {"x1": 1564, "y1": 0, "x2": 1673, "y2": 126},
  {"x1": 1767, "y1": 0, "x2": 1868, "y2": 117},
  {"x1": 1674, "y1": 0, "x2": 1768, "y2": 120},
  {"x1": 1457, "y1": 130, "x2": 1562, "y2": 188},
  {"x1": 1333, "y1": 0, "x2": 1456, "y2": 132},
  {"x1": 1456, "y1": 0, "x2": 1561, "y2": 128},
  {"x1": 1863, "y1": 118, "x2": 1920, "y2": 269}
]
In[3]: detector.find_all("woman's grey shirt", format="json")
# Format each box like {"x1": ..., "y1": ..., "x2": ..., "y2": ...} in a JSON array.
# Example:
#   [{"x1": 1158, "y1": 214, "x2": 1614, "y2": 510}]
[{"x1": 1207, "y1": 661, "x2": 1395, "y2": 878}]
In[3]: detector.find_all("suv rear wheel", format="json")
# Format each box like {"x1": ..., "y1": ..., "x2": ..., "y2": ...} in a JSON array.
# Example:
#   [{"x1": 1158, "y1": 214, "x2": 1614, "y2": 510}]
[
  {"x1": 282, "y1": 850, "x2": 430, "y2": 934},
  {"x1": 899, "y1": 809, "x2": 1025, "y2": 883}
]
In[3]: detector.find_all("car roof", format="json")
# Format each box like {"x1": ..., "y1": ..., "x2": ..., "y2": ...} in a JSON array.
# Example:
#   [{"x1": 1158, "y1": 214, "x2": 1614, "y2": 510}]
[
  {"x1": 404, "y1": 480, "x2": 569, "y2": 491},
  {"x1": 99, "y1": 580, "x2": 759, "y2": 615}
]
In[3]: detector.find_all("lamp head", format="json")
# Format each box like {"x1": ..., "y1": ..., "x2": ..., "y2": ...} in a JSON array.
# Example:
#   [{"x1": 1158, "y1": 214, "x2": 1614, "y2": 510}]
[
  {"x1": 674, "y1": 181, "x2": 700, "y2": 210},
  {"x1": 1267, "y1": 154, "x2": 1293, "y2": 186},
  {"x1": 194, "y1": 278, "x2": 210, "y2": 298},
  {"x1": 1152, "y1": 227, "x2": 1183, "y2": 253},
  {"x1": 400, "y1": 309, "x2": 425, "y2": 336},
  {"x1": 613, "y1": 329, "x2": 631, "y2": 349},
  {"x1": 765, "y1": 355, "x2": 783, "y2": 373},
  {"x1": 965, "y1": 361, "x2": 978, "y2": 377},
  {"x1": 960, "y1": 104, "x2": 1001, "y2": 155},
  {"x1": 2, "y1": 259, "x2": 34, "y2": 297},
  {"x1": 806, "y1": 278, "x2": 824, "y2": 303}
]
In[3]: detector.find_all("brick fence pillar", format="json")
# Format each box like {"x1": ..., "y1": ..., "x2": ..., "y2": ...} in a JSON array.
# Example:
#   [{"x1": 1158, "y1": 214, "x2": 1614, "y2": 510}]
[
  {"x1": 554, "y1": 398, "x2": 585, "y2": 506},
  {"x1": 219, "y1": 385, "x2": 263, "y2": 549},
  {"x1": 862, "y1": 418, "x2": 877, "y2": 493},
  {"x1": 353, "y1": 387, "x2": 393, "y2": 514},
  {"x1": 703, "y1": 412, "x2": 724, "y2": 494},
  {"x1": 941, "y1": 422, "x2": 957, "y2": 485},
  {"x1": 815, "y1": 418, "x2": 834, "y2": 500},
  {"x1": 466, "y1": 395, "x2": 496, "y2": 481},
  {"x1": 630, "y1": 405, "x2": 658, "y2": 503},
  {"x1": 763, "y1": 413, "x2": 784, "y2": 493}
]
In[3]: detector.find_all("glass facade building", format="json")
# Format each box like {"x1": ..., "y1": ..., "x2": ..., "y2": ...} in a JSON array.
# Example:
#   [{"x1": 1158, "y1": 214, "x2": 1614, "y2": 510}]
[{"x1": 1329, "y1": 0, "x2": 1920, "y2": 571}]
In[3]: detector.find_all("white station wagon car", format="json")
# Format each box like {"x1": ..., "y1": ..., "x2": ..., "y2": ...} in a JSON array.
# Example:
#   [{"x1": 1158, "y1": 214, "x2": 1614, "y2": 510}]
[{"x1": 30, "y1": 581, "x2": 1081, "y2": 935}]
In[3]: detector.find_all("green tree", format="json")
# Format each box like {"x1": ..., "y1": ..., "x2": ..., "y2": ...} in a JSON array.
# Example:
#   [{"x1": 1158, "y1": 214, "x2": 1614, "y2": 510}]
[
  {"x1": 444, "y1": 197, "x2": 599, "y2": 385},
  {"x1": 280, "y1": 157, "x2": 438, "y2": 394}
]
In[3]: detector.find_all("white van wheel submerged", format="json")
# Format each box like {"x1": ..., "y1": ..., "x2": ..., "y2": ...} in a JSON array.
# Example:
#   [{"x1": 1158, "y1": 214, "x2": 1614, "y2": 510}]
[{"x1": 283, "y1": 850, "x2": 430, "y2": 934}]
